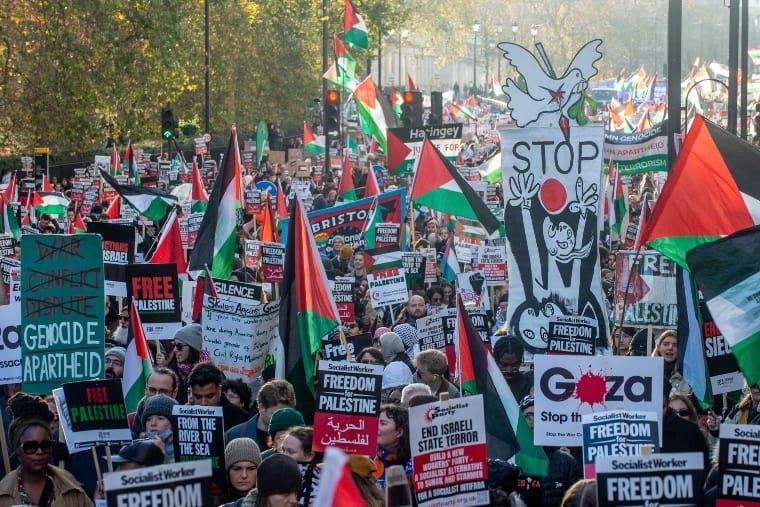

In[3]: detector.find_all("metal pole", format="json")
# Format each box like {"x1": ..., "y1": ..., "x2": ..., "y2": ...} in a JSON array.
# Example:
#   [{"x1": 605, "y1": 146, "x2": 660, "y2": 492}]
[
  {"x1": 378, "y1": 28, "x2": 383, "y2": 90},
  {"x1": 667, "y1": 0, "x2": 682, "y2": 168},
  {"x1": 728, "y1": 0, "x2": 739, "y2": 135},
  {"x1": 741, "y1": 0, "x2": 749, "y2": 139},
  {"x1": 398, "y1": 32, "x2": 402, "y2": 88},
  {"x1": 204, "y1": 0, "x2": 210, "y2": 135},
  {"x1": 322, "y1": 0, "x2": 328, "y2": 129},
  {"x1": 473, "y1": 32, "x2": 477, "y2": 92}
]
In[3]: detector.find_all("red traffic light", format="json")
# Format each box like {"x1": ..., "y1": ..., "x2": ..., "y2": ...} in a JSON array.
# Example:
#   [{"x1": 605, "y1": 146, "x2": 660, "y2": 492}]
[
  {"x1": 326, "y1": 90, "x2": 340, "y2": 104},
  {"x1": 403, "y1": 91, "x2": 415, "y2": 103}
]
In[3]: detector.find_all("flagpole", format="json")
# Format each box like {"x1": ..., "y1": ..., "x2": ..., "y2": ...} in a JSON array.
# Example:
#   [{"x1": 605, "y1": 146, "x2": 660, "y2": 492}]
[{"x1": 144, "y1": 205, "x2": 178, "y2": 261}]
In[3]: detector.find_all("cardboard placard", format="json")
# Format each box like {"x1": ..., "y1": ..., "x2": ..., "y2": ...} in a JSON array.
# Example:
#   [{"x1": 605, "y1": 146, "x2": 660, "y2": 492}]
[
  {"x1": 126, "y1": 263, "x2": 182, "y2": 340},
  {"x1": 104, "y1": 459, "x2": 213, "y2": 507},
  {"x1": 581, "y1": 410, "x2": 659, "y2": 478},
  {"x1": 172, "y1": 405, "x2": 226, "y2": 496}
]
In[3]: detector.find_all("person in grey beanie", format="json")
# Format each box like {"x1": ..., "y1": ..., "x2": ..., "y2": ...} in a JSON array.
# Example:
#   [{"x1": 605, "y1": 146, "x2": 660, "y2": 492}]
[
  {"x1": 105, "y1": 346, "x2": 126, "y2": 379},
  {"x1": 141, "y1": 394, "x2": 178, "y2": 462},
  {"x1": 157, "y1": 323, "x2": 210, "y2": 404},
  {"x1": 220, "y1": 453, "x2": 302, "y2": 507}
]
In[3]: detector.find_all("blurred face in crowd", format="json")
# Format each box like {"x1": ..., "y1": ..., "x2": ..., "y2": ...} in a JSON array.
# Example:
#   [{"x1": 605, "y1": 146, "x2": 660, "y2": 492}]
[
  {"x1": 497, "y1": 353, "x2": 520, "y2": 381},
  {"x1": 346, "y1": 321, "x2": 361, "y2": 336},
  {"x1": 173, "y1": 340, "x2": 191, "y2": 363},
  {"x1": 17, "y1": 426, "x2": 54, "y2": 475},
  {"x1": 146, "y1": 372, "x2": 176, "y2": 399},
  {"x1": 377, "y1": 411, "x2": 402, "y2": 450},
  {"x1": 105, "y1": 354, "x2": 124, "y2": 379},
  {"x1": 406, "y1": 295, "x2": 426, "y2": 318},
  {"x1": 266, "y1": 493, "x2": 299, "y2": 507},
  {"x1": 522, "y1": 405, "x2": 535, "y2": 430},
  {"x1": 229, "y1": 461, "x2": 258, "y2": 494},
  {"x1": 657, "y1": 334, "x2": 678, "y2": 363},
  {"x1": 614, "y1": 328, "x2": 633, "y2": 355},
  {"x1": 281, "y1": 435, "x2": 313, "y2": 463},
  {"x1": 353, "y1": 253, "x2": 365, "y2": 271},
  {"x1": 191, "y1": 383, "x2": 222, "y2": 406},
  {"x1": 669, "y1": 398, "x2": 692, "y2": 420}
]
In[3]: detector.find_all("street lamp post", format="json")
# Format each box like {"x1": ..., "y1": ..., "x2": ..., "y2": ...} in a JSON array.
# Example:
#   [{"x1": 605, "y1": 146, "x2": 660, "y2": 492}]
[
  {"x1": 473, "y1": 19, "x2": 480, "y2": 94},
  {"x1": 496, "y1": 25, "x2": 503, "y2": 86},
  {"x1": 530, "y1": 24, "x2": 538, "y2": 43},
  {"x1": 512, "y1": 20, "x2": 518, "y2": 42}
]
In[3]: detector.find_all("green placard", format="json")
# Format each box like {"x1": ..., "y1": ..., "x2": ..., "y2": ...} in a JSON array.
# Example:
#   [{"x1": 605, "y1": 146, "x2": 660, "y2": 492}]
[{"x1": 21, "y1": 234, "x2": 104, "y2": 393}]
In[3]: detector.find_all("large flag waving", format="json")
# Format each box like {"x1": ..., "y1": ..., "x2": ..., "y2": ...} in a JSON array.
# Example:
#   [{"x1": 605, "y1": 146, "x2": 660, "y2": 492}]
[
  {"x1": 279, "y1": 197, "x2": 341, "y2": 422},
  {"x1": 641, "y1": 115, "x2": 760, "y2": 268},
  {"x1": 191, "y1": 160, "x2": 209, "y2": 213},
  {"x1": 455, "y1": 296, "x2": 549, "y2": 476},
  {"x1": 188, "y1": 126, "x2": 243, "y2": 279},
  {"x1": 686, "y1": 225, "x2": 760, "y2": 387},
  {"x1": 124, "y1": 301, "x2": 152, "y2": 414},
  {"x1": 99, "y1": 169, "x2": 177, "y2": 221},
  {"x1": 35, "y1": 192, "x2": 70, "y2": 217},
  {"x1": 411, "y1": 138, "x2": 501, "y2": 234},
  {"x1": 353, "y1": 76, "x2": 389, "y2": 155},
  {"x1": 342, "y1": 0, "x2": 368, "y2": 49},
  {"x1": 303, "y1": 122, "x2": 325, "y2": 155},
  {"x1": 337, "y1": 159, "x2": 357, "y2": 202}
]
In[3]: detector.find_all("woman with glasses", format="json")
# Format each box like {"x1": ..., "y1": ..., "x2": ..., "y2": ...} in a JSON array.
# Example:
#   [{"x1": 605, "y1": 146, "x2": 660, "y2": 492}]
[
  {"x1": 668, "y1": 392, "x2": 716, "y2": 447},
  {"x1": 156, "y1": 323, "x2": 210, "y2": 405},
  {"x1": 0, "y1": 393, "x2": 93, "y2": 507}
]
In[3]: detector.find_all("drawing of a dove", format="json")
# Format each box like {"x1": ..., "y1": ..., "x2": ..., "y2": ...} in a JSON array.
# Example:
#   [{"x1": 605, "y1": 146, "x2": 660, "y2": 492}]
[{"x1": 497, "y1": 39, "x2": 603, "y2": 139}]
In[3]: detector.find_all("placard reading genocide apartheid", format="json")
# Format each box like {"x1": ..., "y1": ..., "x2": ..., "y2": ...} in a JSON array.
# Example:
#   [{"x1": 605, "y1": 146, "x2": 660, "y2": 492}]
[
  {"x1": 313, "y1": 360, "x2": 383, "y2": 455},
  {"x1": 533, "y1": 355, "x2": 663, "y2": 446},
  {"x1": 172, "y1": 405, "x2": 226, "y2": 496},
  {"x1": 61, "y1": 379, "x2": 132, "y2": 449},
  {"x1": 548, "y1": 315, "x2": 598, "y2": 356},
  {"x1": 717, "y1": 424, "x2": 760, "y2": 507},
  {"x1": 21, "y1": 234, "x2": 104, "y2": 394},
  {"x1": 260, "y1": 241, "x2": 285, "y2": 283},
  {"x1": 126, "y1": 263, "x2": 182, "y2": 340},
  {"x1": 582, "y1": 410, "x2": 659, "y2": 478},
  {"x1": 104, "y1": 459, "x2": 213, "y2": 507},
  {"x1": 595, "y1": 452, "x2": 704, "y2": 507},
  {"x1": 0, "y1": 303, "x2": 21, "y2": 385},
  {"x1": 409, "y1": 395, "x2": 489, "y2": 507},
  {"x1": 86, "y1": 221, "x2": 135, "y2": 296}
]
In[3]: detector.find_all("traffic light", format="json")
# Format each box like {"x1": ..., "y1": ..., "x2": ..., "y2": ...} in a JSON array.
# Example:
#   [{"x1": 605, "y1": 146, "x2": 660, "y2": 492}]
[
  {"x1": 324, "y1": 89, "x2": 340, "y2": 146},
  {"x1": 428, "y1": 91, "x2": 443, "y2": 126},
  {"x1": 402, "y1": 91, "x2": 423, "y2": 127},
  {"x1": 161, "y1": 105, "x2": 178, "y2": 139}
]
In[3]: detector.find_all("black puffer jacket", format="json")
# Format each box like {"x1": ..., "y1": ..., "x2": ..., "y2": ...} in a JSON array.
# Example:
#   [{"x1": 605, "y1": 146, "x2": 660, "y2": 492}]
[{"x1": 542, "y1": 448, "x2": 581, "y2": 507}]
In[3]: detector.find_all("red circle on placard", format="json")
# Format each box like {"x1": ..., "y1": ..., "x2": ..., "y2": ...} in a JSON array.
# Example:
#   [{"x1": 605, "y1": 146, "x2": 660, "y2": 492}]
[{"x1": 540, "y1": 178, "x2": 567, "y2": 213}]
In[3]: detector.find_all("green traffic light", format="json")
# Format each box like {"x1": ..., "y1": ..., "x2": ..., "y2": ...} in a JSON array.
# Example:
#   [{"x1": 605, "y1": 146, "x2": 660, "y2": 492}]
[{"x1": 162, "y1": 129, "x2": 174, "y2": 139}]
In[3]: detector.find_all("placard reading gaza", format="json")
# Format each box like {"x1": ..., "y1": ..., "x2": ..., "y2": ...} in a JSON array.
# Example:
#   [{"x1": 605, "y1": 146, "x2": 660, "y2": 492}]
[
  {"x1": 126, "y1": 263, "x2": 181, "y2": 340},
  {"x1": 20, "y1": 234, "x2": 104, "y2": 394},
  {"x1": 104, "y1": 459, "x2": 212, "y2": 507},
  {"x1": 313, "y1": 360, "x2": 383, "y2": 455},
  {"x1": 409, "y1": 396, "x2": 489, "y2": 507},
  {"x1": 717, "y1": 424, "x2": 760, "y2": 507},
  {"x1": 172, "y1": 405, "x2": 226, "y2": 496},
  {"x1": 533, "y1": 355, "x2": 663, "y2": 446},
  {"x1": 581, "y1": 410, "x2": 659, "y2": 478},
  {"x1": 596, "y1": 452, "x2": 704, "y2": 506}
]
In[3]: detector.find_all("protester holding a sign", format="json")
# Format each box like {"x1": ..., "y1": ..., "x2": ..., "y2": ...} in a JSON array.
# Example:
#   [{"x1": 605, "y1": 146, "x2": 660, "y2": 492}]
[
  {"x1": 142, "y1": 393, "x2": 179, "y2": 462},
  {"x1": 188, "y1": 362, "x2": 251, "y2": 430},
  {"x1": 0, "y1": 393, "x2": 93, "y2": 507}
]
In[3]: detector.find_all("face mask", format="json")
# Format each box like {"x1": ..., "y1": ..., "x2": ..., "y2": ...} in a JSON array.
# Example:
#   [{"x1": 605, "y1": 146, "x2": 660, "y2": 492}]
[{"x1": 147, "y1": 428, "x2": 173, "y2": 443}]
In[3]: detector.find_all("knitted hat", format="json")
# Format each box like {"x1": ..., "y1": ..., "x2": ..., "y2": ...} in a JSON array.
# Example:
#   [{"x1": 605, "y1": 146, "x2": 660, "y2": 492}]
[
  {"x1": 374, "y1": 327, "x2": 391, "y2": 340},
  {"x1": 174, "y1": 323, "x2": 203, "y2": 352},
  {"x1": 257, "y1": 454, "x2": 302, "y2": 498},
  {"x1": 141, "y1": 394, "x2": 178, "y2": 426},
  {"x1": 225, "y1": 438, "x2": 262, "y2": 472},
  {"x1": 630, "y1": 328, "x2": 653, "y2": 355},
  {"x1": 380, "y1": 332, "x2": 405, "y2": 361},
  {"x1": 393, "y1": 324, "x2": 418, "y2": 352},
  {"x1": 105, "y1": 346, "x2": 126, "y2": 363},
  {"x1": 339, "y1": 245, "x2": 354, "y2": 261},
  {"x1": 267, "y1": 408, "x2": 304, "y2": 435}
]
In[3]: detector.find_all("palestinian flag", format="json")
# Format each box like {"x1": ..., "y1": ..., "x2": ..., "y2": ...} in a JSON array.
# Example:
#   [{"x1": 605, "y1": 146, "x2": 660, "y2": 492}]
[
  {"x1": 633, "y1": 197, "x2": 653, "y2": 251},
  {"x1": 686, "y1": 225, "x2": 760, "y2": 387},
  {"x1": 279, "y1": 197, "x2": 341, "y2": 422},
  {"x1": 275, "y1": 179, "x2": 288, "y2": 219},
  {"x1": 342, "y1": 0, "x2": 368, "y2": 50},
  {"x1": 323, "y1": 62, "x2": 359, "y2": 92},
  {"x1": 105, "y1": 196, "x2": 121, "y2": 220},
  {"x1": 337, "y1": 156, "x2": 357, "y2": 202},
  {"x1": 411, "y1": 138, "x2": 500, "y2": 235},
  {"x1": 362, "y1": 197, "x2": 381, "y2": 249},
  {"x1": 610, "y1": 162, "x2": 628, "y2": 238},
  {"x1": 22, "y1": 191, "x2": 42, "y2": 226},
  {"x1": 313, "y1": 447, "x2": 367, "y2": 506},
  {"x1": 148, "y1": 208, "x2": 187, "y2": 274},
  {"x1": 675, "y1": 265, "x2": 712, "y2": 408},
  {"x1": 68, "y1": 213, "x2": 86, "y2": 234},
  {"x1": 440, "y1": 235, "x2": 460, "y2": 283},
  {"x1": 124, "y1": 301, "x2": 152, "y2": 414},
  {"x1": 386, "y1": 128, "x2": 411, "y2": 174},
  {"x1": 641, "y1": 115, "x2": 760, "y2": 269},
  {"x1": 303, "y1": 122, "x2": 325, "y2": 155},
  {"x1": 390, "y1": 87, "x2": 403, "y2": 118},
  {"x1": 353, "y1": 76, "x2": 389, "y2": 155},
  {"x1": 41, "y1": 175, "x2": 54, "y2": 192},
  {"x1": 99, "y1": 169, "x2": 177, "y2": 221},
  {"x1": 123, "y1": 140, "x2": 138, "y2": 183},
  {"x1": 0, "y1": 195, "x2": 21, "y2": 240},
  {"x1": 187, "y1": 126, "x2": 243, "y2": 279},
  {"x1": 35, "y1": 192, "x2": 70, "y2": 216},
  {"x1": 407, "y1": 73, "x2": 417, "y2": 92},
  {"x1": 362, "y1": 247, "x2": 403, "y2": 273},
  {"x1": 334, "y1": 35, "x2": 358, "y2": 90},
  {"x1": 2, "y1": 173, "x2": 17, "y2": 203},
  {"x1": 449, "y1": 101, "x2": 477, "y2": 121},
  {"x1": 364, "y1": 165, "x2": 380, "y2": 198},
  {"x1": 454, "y1": 295, "x2": 549, "y2": 476},
  {"x1": 191, "y1": 160, "x2": 209, "y2": 213}
]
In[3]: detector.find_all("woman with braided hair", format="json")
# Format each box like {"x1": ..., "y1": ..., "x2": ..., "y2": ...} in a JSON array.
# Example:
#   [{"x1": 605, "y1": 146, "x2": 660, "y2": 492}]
[{"x1": 0, "y1": 393, "x2": 93, "y2": 507}]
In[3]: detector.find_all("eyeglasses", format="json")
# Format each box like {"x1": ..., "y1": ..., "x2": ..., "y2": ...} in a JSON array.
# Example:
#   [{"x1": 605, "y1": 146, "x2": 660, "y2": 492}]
[
  {"x1": 674, "y1": 408, "x2": 690, "y2": 417},
  {"x1": 146, "y1": 386, "x2": 172, "y2": 396},
  {"x1": 347, "y1": 324, "x2": 359, "y2": 329},
  {"x1": 19, "y1": 440, "x2": 55, "y2": 454},
  {"x1": 105, "y1": 358, "x2": 123, "y2": 368},
  {"x1": 119, "y1": 316, "x2": 130, "y2": 321},
  {"x1": 430, "y1": 297, "x2": 442, "y2": 303},
  {"x1": 174, "y1": 342, "x2": 185, "y2": 351}
]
